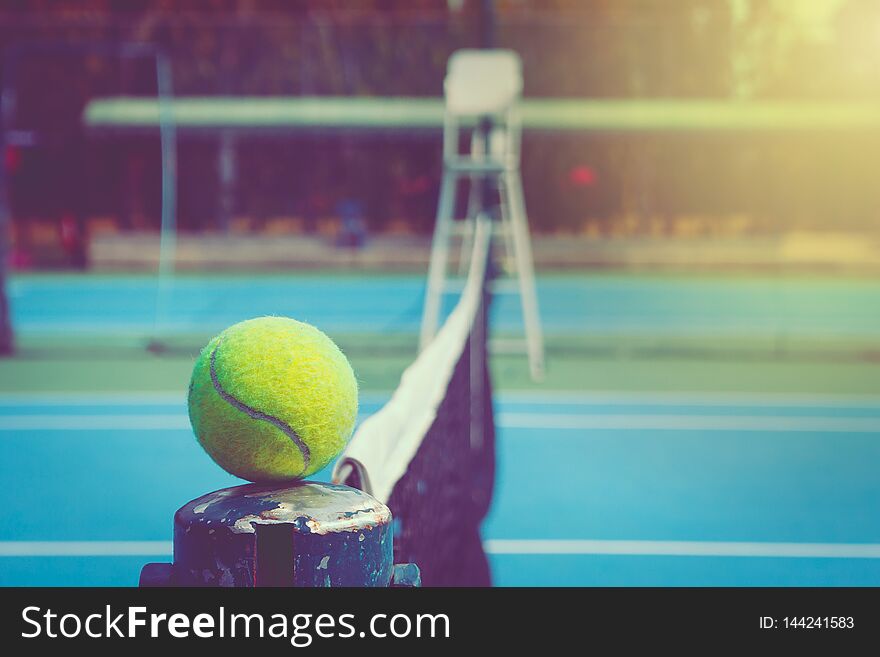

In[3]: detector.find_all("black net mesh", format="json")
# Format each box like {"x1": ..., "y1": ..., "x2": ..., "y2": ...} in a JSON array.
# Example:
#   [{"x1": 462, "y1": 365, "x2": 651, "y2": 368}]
[
  {"x1": 337, "y1": 231, "x2": 496, "y2": 587},
  {"x1": 384, "y1": 275, "x2": 495, "y2": 586}
]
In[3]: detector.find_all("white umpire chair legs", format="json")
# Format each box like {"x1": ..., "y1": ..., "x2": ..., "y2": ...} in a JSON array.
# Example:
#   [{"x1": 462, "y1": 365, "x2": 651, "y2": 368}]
[
  {"x1": 420, "y1": 165, "x2": 546, "y2": 383},
  {"x1": 499, "y1": 168, "x2": 545, "y2": 381},
  {"x1": 457, "y1": 173, "x2": 482, "y2": 276},
  {"x1": 421, "y1": 48, "x2": 544, "y2": 381},
  {"x1": 420, "y1": 169, "x2": 457, "y2": 351}
]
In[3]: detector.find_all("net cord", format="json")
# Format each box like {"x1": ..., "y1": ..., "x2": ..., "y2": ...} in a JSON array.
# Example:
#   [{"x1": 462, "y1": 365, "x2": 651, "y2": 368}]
[{"x1": 332, "y1": 214, "x2": 492, "y2": 503}]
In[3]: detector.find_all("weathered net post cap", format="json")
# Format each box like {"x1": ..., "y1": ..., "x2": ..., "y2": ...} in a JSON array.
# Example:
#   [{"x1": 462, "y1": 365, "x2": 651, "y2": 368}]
[{"x1": 140, "y1": 481, "x2": 420, "y2": 587}]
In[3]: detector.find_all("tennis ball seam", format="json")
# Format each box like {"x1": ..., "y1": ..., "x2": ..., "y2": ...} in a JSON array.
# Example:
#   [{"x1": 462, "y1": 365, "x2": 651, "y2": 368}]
[{"x1": 208, "y1": 338, "x2": 311, "y2": 474}]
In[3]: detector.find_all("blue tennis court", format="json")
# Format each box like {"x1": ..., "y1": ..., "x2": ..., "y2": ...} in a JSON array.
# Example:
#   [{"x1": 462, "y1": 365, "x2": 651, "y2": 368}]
[
  {"x1": 9, "y1": 273, "x2": 880, "y2": 338},
  {"x1": 2, "y1": 273, "x2": 880, "y2": 586},
  {"x1": 2, "y1": 386, "x2": 880, "y2": 586}
]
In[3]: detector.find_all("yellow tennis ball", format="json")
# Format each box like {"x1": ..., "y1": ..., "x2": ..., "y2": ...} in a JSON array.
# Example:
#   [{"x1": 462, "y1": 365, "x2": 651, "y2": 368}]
[{"x1": 187, "y1": 316, "x2": 358, "y2": 482}]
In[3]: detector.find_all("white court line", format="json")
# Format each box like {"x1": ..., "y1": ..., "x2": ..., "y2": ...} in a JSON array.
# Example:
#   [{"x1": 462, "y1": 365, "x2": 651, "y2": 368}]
[
  {"x1": 0, "y1": 392, "x2": 391, "y2": 407},
  {"x1": 2, "y1": 413, "x2": 880, "y2": 433},
  {"x1": 0, "y1": 415, "x2": 191, "y2": 431},
  {"x1": 497, "y1": 391, "x2": 880, "y2": 408},
  {"x1": 499, "y1": 413, "x2": 880, "y2": 433},
  {"x1": 3, "y1": 539, "x2": 880, "y2": 559},
  {"x1": 1, "y1": 392, "x2": 878, "y2": 416},
  {"x1": 1, "y1": 391, "x2": 877, "y2": 409},
  {"x1": 0, "y1": 541, "x2": 172, "y2": 557},
  {"x1": 484, "y1": 539, "x2": 880, "y2": 559},
  {"x1": 0, "y1": 392, "x2": 185, "y2": 407},
  {"x1": 15, "y1": 322, "x2": 394, "y2": 335}
]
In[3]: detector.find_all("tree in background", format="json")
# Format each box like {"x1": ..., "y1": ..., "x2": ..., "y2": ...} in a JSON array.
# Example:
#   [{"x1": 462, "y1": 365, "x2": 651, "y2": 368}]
[{"x1": 1, "y1": 0, "x2": 880, "y2": 242}]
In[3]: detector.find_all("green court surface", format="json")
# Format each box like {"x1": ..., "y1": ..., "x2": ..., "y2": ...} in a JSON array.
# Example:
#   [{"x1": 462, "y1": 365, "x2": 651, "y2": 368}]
[{"x1": 4, "y1": 334, "x2": 880, "y2": 397}]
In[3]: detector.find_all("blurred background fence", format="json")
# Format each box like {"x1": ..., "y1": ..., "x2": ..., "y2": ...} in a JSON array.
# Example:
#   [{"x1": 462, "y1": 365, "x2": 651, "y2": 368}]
[{"x1": 3, "y1": 1, "x2": 880, "y2": 269}]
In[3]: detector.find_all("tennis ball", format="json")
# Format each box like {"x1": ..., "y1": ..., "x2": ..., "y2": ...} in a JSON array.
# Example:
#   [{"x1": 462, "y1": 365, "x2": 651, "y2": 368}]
[{"x1": 187, "y1": 316, "x2": 358, "y2": 482}]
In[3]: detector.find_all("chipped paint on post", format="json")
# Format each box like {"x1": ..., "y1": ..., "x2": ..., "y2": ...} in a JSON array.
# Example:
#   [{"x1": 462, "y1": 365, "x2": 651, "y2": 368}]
[{"x1": 159, "y1": 481, "x2": 397, "y2": 587}]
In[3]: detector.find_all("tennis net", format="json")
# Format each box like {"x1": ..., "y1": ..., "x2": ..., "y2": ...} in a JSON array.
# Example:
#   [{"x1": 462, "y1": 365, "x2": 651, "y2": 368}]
[{"x1": 332, "y1": 216, "x2": 495, "y2": 586}]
